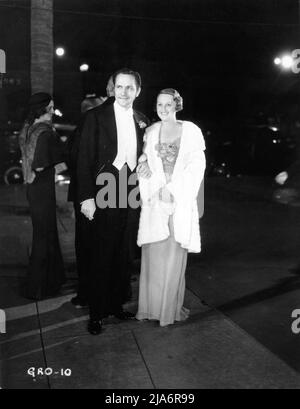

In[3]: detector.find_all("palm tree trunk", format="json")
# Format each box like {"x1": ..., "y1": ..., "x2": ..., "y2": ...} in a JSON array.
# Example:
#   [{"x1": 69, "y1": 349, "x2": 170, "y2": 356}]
[{"x1": 31, "y1": 0, "x2": 53, "y2": 94}]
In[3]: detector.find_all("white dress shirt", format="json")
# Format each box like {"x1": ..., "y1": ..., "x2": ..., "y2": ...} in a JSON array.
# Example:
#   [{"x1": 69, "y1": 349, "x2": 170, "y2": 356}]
[
  {"x1": 113, "y1": 101, "x2": 137, "y2": 171},
  {"x1": 80, "y1": 101, "x2": 138, "y2": 217}
]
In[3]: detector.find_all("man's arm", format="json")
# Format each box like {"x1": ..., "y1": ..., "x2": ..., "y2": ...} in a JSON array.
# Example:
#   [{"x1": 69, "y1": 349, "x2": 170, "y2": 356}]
[{"x1": 77, "y1": 110, "x2": 98, "y2": 203}]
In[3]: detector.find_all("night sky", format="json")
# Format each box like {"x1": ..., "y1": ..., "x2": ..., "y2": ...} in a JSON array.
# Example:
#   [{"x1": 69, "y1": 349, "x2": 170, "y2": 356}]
[{"x1": 1, "y1": 0, "x2": 300, "y2": 123}]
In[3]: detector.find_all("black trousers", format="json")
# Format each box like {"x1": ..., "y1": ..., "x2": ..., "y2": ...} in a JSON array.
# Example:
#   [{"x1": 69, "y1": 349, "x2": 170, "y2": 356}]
[
  {"x1": 88, "y1": 165, "x2": 140, "y2": 320},
  {"x1": 73, "y1": 201, "x2": 91, "y2": 301}
]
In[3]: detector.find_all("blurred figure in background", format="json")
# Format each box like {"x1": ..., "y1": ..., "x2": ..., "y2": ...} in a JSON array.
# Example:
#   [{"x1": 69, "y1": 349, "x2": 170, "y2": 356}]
[
  {"x1": 80, "y1": 94, "x2": 102, "y2": 115},
  {"x1": 274, "y1": 160, "x2": 300, "y2": 205},
  {"x1": 105, "y1": 75, "x2": 115, "y2": 100},
  {"x1": 19, "y1": 92, "x2": 66, "y2": 300},
  {"x1": 275, "y1": 112, "x2": 300, "y2": 205},
  {"x1": 97, "y1": 75, "x2": 115, "y2": 107}
]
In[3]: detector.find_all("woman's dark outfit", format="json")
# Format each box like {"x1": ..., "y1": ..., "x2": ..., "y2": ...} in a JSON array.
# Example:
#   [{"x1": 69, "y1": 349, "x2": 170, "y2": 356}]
[{"x1": 19, "y1": 121, "x2": 66, "y2": 299}]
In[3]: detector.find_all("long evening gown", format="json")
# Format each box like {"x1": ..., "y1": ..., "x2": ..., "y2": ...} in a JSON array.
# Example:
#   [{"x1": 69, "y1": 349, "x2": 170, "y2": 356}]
[
  {"x1": 136, "y1": 134, "x2": 189, "y2": 326},
  {"x1": 24, "y1": 123, "x2": 65, "y2": 299}
]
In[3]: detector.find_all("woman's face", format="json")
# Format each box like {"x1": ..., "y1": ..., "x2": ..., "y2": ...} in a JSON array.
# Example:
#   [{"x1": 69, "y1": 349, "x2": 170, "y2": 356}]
[
  {"x1": 156, "y1": 93, "x2": 176, "y2": 122},
  {"x1": 45, "y1": 100, "x2": 54, "y2": 121}
]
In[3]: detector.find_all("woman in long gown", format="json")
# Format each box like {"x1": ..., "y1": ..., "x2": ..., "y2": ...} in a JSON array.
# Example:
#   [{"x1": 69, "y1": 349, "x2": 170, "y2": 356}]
[
  {"x1": 19, "y1": 92, "x2": 66, "y2": 300},
  {"x1": 136, "y1": 88, "x2": 206, "y2": 326}
]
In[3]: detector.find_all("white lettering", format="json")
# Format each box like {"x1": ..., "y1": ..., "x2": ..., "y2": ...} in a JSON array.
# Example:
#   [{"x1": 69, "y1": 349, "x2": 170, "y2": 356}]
[
  {"x1": 107, "y1": 393, "x2": 139, "y2": 406},
  {"x1": 96, "y1": 172, "x2": 117, "y2": 209},
  {"x1": 291, "y1": 309, "x2": 300, "y2": 334},
  {"x1": 0, "y1": 309, "x2": 6, "y2": 334}
]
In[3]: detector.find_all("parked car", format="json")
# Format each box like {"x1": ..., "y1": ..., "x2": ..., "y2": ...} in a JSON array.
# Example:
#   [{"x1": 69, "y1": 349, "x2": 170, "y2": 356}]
[
  {"x1": 203, "y1": 123, "x2": 296, "y2": 177},
  {"x1": 233, "y1": 124, "x2": 296, "y2": 175},
  {"x1": 0, "y1": 122, "x2": 23, "y2": 184}
]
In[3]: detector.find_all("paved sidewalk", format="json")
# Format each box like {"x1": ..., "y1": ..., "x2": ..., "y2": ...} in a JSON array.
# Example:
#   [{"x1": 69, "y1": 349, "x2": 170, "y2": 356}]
[{"x1": 1, "y1": 180, "x2": 300, "y2": 389}]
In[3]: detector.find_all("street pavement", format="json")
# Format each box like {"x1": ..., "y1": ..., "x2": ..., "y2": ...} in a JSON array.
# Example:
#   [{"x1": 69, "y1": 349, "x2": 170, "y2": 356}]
[{"x1": 0, "y1": 176, "x2": 300, "y2": 389}]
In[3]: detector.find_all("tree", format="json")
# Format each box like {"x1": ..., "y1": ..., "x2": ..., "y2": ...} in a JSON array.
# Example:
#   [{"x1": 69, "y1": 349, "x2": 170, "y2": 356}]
[{"x1": 31, "y1": 0, "x2": 53, "y2": 94}]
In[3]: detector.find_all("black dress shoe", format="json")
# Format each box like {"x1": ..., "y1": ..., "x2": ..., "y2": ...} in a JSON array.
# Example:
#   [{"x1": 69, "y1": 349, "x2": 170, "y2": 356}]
[
  {"x1": 114, "y1": 310, "x2": 135, "y2": 320},
  {"x1": 88, "y1": 320, "x2": 102, "y2": 335}
]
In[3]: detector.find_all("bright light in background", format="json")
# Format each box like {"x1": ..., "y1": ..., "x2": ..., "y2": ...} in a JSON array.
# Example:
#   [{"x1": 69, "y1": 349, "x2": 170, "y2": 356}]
[
  {"x1": 273, "y1": 51, "x2": 300, "y2": 72},
  {"x1": 55, "y1": 47, "x2": 65, "y2": 57},
  {"x1": 281, "y1": 55, "x2": 294, "y2": 69},
  {"x1": 274, "y1": 57, "x2": 281, "y2": 65},
  {"x1": 79, "y1": 63, "x2": 89, "y2": 72},
  {"x1": 54, "y1": 109, "x2": 63, "y2": 117}
]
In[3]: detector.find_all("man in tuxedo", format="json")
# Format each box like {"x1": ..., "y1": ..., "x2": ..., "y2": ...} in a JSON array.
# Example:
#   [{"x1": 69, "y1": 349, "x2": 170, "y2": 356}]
[
  {"x1": 68, "y1": 94, "x2": 104, "y2": 309},
  {"x1": 77, "y1": 68, "x2": 148, "y2": 335}
]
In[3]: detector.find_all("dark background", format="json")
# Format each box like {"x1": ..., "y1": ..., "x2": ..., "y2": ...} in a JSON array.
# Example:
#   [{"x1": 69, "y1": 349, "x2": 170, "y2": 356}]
[{"x1": 0, "y1": 0, "x2": 300, "y2": 126}]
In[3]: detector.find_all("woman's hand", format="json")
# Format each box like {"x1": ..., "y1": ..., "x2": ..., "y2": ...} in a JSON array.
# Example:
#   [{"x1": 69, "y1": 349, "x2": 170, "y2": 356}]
[
  {"x1": 137, "y1": 154, "x2": 152, "y2": 179},
  {"x1": 159, "y1": 186, "x2": 174, "y2": 203},
  {"x1": 137, "y1": 161, "x2": 152, "y2": 179}
]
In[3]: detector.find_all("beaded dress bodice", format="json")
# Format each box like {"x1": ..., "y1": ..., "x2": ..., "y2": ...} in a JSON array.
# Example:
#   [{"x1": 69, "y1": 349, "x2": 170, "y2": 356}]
[
  {"x1": 154, "y1": 127, "x2": 181, "y2": 211},
  {"x1": 155, "y1": 137, "x2": 180, "y2": 180}
]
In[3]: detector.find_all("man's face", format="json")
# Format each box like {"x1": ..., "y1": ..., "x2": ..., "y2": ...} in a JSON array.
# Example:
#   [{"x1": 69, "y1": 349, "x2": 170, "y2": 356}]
[{"x1": 114, "y1": 73, "x2": 140, "y2": 110}]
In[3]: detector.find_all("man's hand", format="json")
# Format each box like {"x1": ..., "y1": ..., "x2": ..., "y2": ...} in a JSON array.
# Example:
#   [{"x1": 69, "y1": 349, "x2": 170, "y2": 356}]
[
  {"x1": 275, "y1": 171, "x2": 288, "y2": 185},
  {"x1": 81, "y1": 198, "x2": 96, "y2": 220}
]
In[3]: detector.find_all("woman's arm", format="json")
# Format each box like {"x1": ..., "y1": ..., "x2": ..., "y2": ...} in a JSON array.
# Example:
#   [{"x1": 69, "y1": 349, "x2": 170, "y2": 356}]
[
  {"x1": 137, "y1": 130, "x2": 152, "y2": 179},
  {"x1": 137, "y1": 129, "x2": 165, "y2": 203},
  {"x1": 32, "y1": 127, "x2": 65, "y2": 171},
  {"x1": 136, "y1": 154, "x2": 152, "y2": 179}
]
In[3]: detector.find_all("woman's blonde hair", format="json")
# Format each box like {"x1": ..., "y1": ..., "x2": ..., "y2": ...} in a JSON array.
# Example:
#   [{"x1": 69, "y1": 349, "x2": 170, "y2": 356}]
[{"x1": 158, "y1": 88, "x2": 183, "y2": 112}]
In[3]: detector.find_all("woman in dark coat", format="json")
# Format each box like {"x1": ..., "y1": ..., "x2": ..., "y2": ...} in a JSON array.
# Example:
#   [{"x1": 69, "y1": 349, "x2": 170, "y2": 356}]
[{"x1": 19, "y1": 92, "x2": 66, "y2": 300}]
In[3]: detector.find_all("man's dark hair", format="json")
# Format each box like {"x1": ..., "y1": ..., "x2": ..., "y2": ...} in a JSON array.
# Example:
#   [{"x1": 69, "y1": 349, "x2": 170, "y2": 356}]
[{"x1": 112, "y1": 68, "x2": 142, "y2": 89}]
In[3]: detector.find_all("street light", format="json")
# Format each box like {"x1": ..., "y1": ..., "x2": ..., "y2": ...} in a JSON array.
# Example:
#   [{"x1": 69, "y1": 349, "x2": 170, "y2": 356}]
[
  {"x1": 79, "y1": 64, "x2": 89, "y2": 97},
  {"x1": 54, "y1": 109, "x2": 63, "y2": 117},
  {"x1": 274, "y1": 51, "x2": 300, "y2": 73},
  {"x1": 281, "y1": 55, "x2": 294, "y2": 69},
  {"x1": 79, "y1": 63, "x2": 89, "y2": 72},
  {"x1": 55, "y1": 47, "x2": 65, "y2": 57},
  {"x1": 274, "y1": 57, "x2": 281, "y2": 65}
]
